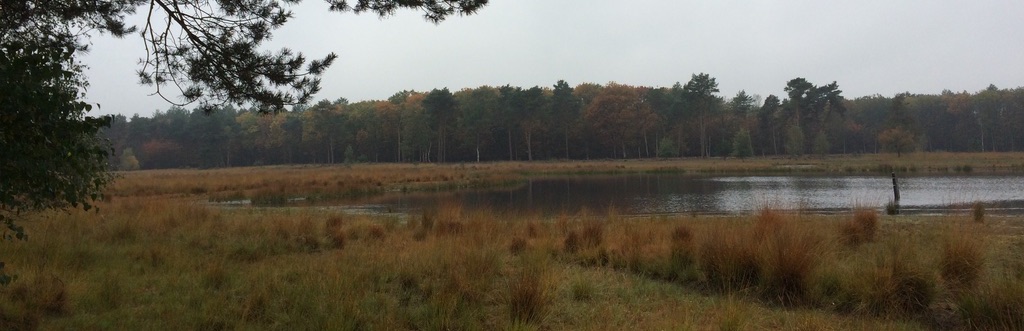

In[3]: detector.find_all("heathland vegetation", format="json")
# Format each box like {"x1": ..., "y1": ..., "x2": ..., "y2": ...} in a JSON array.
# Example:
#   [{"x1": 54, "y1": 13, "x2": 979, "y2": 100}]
[{"x1": 3, "y1": 157, "x2": 1024, "y2": 329}]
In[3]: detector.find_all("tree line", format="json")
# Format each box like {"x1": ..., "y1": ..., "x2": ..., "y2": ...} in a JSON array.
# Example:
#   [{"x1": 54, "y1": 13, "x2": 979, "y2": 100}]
[{"x1": 101, "y1": 75, "x2": 1024, "y2": 169}]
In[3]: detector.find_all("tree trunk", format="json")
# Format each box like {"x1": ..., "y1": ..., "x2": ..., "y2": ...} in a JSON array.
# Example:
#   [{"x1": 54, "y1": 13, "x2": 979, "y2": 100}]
[
  {"x1": 564, "y1": 127, "x2": 569, "y2": 159},
  {"x1": 699, "y1": 110, "x2": 707, "y2": 158},
  {"x1": 643, "y1": 132, "x2": 649, "y2": 158},
  {"x1": 772, "y1": 128, "x2": 779, "y2": 155},
  {"x1": 525, "y1": 130, "x2": 533, "y2": 161},
  {"x1": 328, "y1": 139, "x2": 334, "y2": 164}
]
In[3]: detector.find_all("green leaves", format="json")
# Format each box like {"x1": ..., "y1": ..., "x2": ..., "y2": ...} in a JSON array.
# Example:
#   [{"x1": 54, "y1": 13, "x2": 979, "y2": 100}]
[{"x1": 1, "y1": 42, "x2": 113, "y2": 284}]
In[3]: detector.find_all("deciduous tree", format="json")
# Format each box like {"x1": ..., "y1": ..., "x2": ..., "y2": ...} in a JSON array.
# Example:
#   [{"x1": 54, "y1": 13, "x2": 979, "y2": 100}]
[{"x1": 1, "y1": 45, "x2": 113, "y2": 283}]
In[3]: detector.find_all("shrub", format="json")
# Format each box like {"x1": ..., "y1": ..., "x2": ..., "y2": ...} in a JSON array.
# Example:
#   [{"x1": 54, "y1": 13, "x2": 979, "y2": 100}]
[{"x1": 840, "y1": 208, "x2": 878, "y2": 246}]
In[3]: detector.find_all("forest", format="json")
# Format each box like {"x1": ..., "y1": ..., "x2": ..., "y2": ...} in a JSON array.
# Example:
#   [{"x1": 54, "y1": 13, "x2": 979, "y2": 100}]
[{"x1": 101, "y1": 75, "x2": 1024, "y2": 169}]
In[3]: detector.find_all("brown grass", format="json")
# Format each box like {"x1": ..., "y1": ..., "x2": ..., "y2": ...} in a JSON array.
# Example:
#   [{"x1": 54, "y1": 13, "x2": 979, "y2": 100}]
[
  {"x1": 840, "y1": 208, "x2": 878, "y2": 246},
  {"x1": 668, "y1": 224, "x2": 696, "y2": 281},
  {"x1": 861, "y1": 244, "x2": 936, "y2": 316},
  {"x1": 563, "y1": 230, "x2": 580, "y2": 254},
  {"x1": 959, "y1": 277, "x2": 1024, "y2": 329},
  {"x1": 757, "y1": 219, "x2": 823, "y2": 305},
  {"x1": 972, "y1": 202, "x2": 986, "y2": 223},
  {"x1": 508, "y1": 237, "x2": 528, "y2": 255},
  {"x1": 940, "y1": 226, "x2": 986, "y2": 290},
  {"x1": 579, "y1": 221, "x2": 604, "y2": 248},
  {"x1": 699, "y1": 223, "x2": 762, "y2": 291},
  {"x1": 8, "y1": 158, "x2": 1024, "y2": 329},
  {"x1": 505, "y1": 254, "x2": 552, "y2": 324}
]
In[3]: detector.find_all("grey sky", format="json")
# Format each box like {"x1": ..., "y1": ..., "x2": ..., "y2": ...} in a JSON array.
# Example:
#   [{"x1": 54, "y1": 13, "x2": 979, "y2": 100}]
[{"x1": 82, "y1": 0, "x2": 1024, "y2": 117}]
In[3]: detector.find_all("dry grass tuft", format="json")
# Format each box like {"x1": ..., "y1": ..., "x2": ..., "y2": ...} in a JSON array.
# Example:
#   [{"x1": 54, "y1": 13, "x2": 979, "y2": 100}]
[
  {"x1": 668, "y1": 224, "x2": 697, "y2": 281},
  {"x1": 860, "y1": 246, "x2": 936, "y2": 316},
  {"x1": 972, "y1": 202, "x2": 985, "y2": 223},
  {"x1": 325, "y1": 215, "x2": 344, "y2": 231},
  {"x1": 940, "y1": 227, "x2": 985, "y2": 290},
  {"x1": 509, "y1": 237, "x2": 528, "y2": 255},
  {"x1": 758, "y1": 221, "x2": 823, "y2": 305},
  {"x1": 840, "y1": 208, "x2": 878, "y2": 246},
  {"x1": 699, "y1": 224, "x2": 761, "y2": 291},
  {"x1": 959, "y1": 277, "x2": 1024, "y2": 329},
  {"x1": 580, "y1": 221, "x2": 604, "y2": 248},
  {"x1": 563, "y1": 230, "x2": 581, "y2": 254},
  {"x1": 328, "y1": 227, "x2": 347, "y2": 249},
  {"x1": 367, "y1": 224, "x2": 386, "y2": 240},
  {"x1": 752, "y1": 208, "x2": 785, "y2": 239},
  {"x1": 505, "y1": 254, "x2": 552, "y2": 325},
  {"x1": 526, "y1": 222, "x2": 539, "y2": 238},
  {"x1": 435, "y1": 221, "x2": 464, "y2": 236}
]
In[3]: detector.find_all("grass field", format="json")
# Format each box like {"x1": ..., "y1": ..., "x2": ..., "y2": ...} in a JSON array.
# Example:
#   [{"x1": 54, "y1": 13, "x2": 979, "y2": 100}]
[{"x1": 3, "y1": 153, "x2": 1024, "y2": 330}]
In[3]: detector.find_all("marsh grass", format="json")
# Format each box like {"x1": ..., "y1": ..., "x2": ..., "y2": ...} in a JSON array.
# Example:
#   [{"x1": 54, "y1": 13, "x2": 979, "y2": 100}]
[{"x1": 6, "y1": 159, "x2": 1024, "y2": 329}]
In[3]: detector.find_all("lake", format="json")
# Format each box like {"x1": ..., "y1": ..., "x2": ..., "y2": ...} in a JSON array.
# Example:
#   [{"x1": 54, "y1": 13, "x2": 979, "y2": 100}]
[{"x1": 341, "y1": 174, "x2": 1024, "y2": 216}]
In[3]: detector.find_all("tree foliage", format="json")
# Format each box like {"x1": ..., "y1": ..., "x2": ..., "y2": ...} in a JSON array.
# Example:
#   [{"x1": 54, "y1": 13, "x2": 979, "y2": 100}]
[
  {"x1": 683, "y1": 73, "x2": 720, "y2": 158},
  {"x1": 731, "y1": 129, "x2": 752, "y2": 159},
  {"x1": 1, "y1": 0, "x2": 489, "y2": 284},
  {"x1": 3, "y1": 0, "x2": 489, "y2": 112},
  {"x1": 96, "y1": 82, "x2": 1024, "y2": 167},
  {"x1": 878, "y1": 127, "x2": 916, "y2": 157},
  {"x1": 0, "y1": 43, "x2": 114, "y2": 284}
]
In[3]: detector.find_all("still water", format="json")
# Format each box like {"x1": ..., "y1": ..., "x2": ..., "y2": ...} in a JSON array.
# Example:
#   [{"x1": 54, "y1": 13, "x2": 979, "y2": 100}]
[{"x1": 352, "y1": 174, "x2": 1024, "y2": 216}]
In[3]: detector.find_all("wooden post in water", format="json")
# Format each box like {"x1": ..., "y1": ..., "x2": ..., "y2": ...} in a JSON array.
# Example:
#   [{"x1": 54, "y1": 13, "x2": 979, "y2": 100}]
[{"x1": 891, "y1": 172, "x2": 900, "y2": 214}]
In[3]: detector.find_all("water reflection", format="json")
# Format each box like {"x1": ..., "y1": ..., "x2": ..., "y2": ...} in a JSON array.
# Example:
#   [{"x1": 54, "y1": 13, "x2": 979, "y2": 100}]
[{"x1": 351, "y1": 174, "x2": 1024, "y2": 216}]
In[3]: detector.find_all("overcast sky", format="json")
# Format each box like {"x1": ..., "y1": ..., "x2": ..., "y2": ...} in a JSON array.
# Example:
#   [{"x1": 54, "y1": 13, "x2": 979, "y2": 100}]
[{"x1": 81, "y1": 0, "x2": 1024, "y2": 117}]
